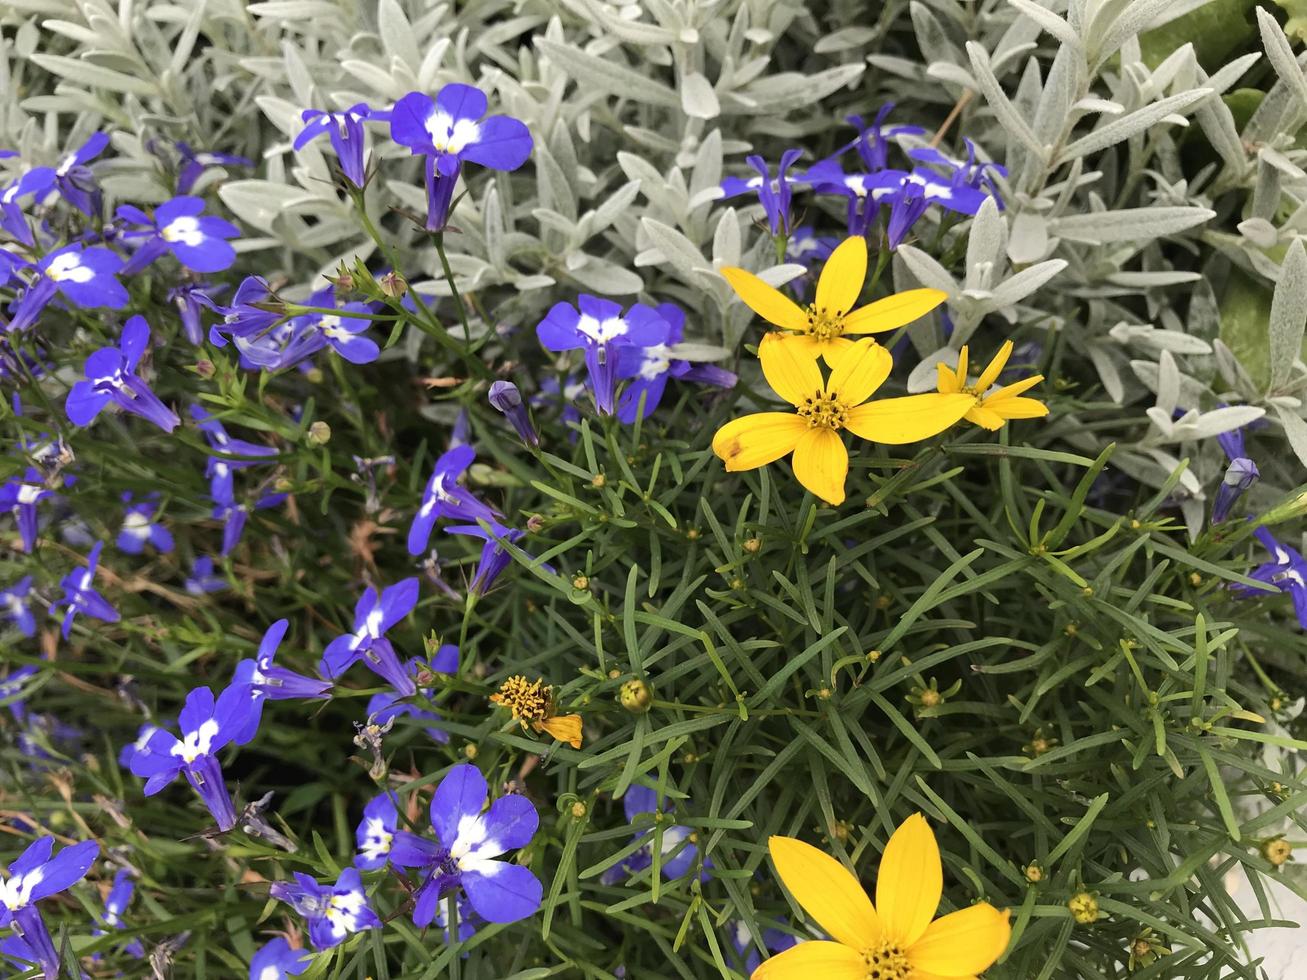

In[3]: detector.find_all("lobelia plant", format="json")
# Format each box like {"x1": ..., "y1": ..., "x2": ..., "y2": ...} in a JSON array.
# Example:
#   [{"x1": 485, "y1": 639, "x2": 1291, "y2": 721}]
[{"x1": 3, "y1": 1, "x2": 1307, "y2": 979}]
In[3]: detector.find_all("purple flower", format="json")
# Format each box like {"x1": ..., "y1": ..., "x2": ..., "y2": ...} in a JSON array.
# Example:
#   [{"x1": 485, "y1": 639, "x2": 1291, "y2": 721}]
[
  {"x1": 1213, "y1": 458, "x2": 1259, "y2": 524},
  {"x1": 445, "y1": 521, "x2": 533, "y2": 595},
  {"x1": 600, "y1": 785, "x2": 710, "y2": 885},
  {"x1": 614, "y1": 303, "x2": 736, "y2": 423},
  {"x1": 176, "y1": 142, "x2": 251, "y2": 195},
  {"x1": 214, "y1": 491, "x2": 286, "y2": 557},
  {"x1": 354, "y1": 793, "x2": 400, "y2": 870},
  {"x1": 94, "y1": 868, "x2": 145, "y2": 960},
  {"x1": 185, "y1": 556, "x2": 228, "y2": 595},
  {"x1": 885, "y1": 179, "x2": 931, "y2": 250},
  {"x1": 294, "y1": 104, "x2": 380, "y2": 188},
  {"x1": 0, "y1": 469, "x2": 52, "y2": 552},
  {"x1": 0, "y1": 836, "x2": 99, "y2": 979},
  {"x1": 48, "y1": 132, "x2": 110, "y2": 215},
  {"x1": 390, "y1": 84, "x2": 533, "y2": 231},
  {"x1": 1233, "y1": 528, "x2": 1307, "y2": 628},
  {"x1": 127, "y1": 683, "x2": 254, "y2": 831},
  {"x1": 191, "y1": 405, "x2": 279, "y2": 503},
  {"x1": 389, "y1": 764, "x2": 542, "y2": 926},
  {"x1": 275, "y1": 291, "x2": 380, "y2": 369},
  {"x1": 0, "y1": 167, "x2": 61, "y2": 246},
  {"x1": 206, "y1": 276, "x2": 284, "y2": 367},
  {"x1": 117, "y1": 492, "x2": 174, "y2": 555},
  {"x1": 248, "y1": 937, "x2": 313, "y2": 979},
  {"x1": 841, "y1": 105, "x2": 926, "y2": 172},
  {"x1": 269, "y1": 867, "x2": 380, "y2": 950},
  {"x1": 51, "y1": 542, "x2": 119, "y2": 639},
  {"x1": 8, "y1": 244, "x2": 129, "y2": 332},
  {"x1": 320, "y1": 578, "x2": 420, "y2": 695},
  {"x1": 230, "y1": 619, "x2": 333, "y2": 745},
  {"x1": 407, "y1": 446, "x2": 499, "y2": 556},
  {"x1": 488, "y1": 381, "x2": 539, "y2": 449},
  {"x1": 65, "y1": 316, "x2": 180, "y2": 433},
  {"x1": 719, "y1": 149, "x2": 803, "y2": 236},
  {"x1": 0, "y1": 666, "x2": 38, "y2": 724},
  {"x1": 366, "y1": 646, "x2": 458, "y2": 744},
  {"x1": 908, "y1": 138, "x2": 1007, "y2": 203},
  {"x1": 170, "y1": 282, "x2": 220, "y2": 345},
  {"x1": 116, "y1": 195, "x2": 240, "y2": 274},
  {"x1": 0, "y1": 577, "x2": 35, "y2": 637},
  {"x1": 801, "y1": 161, "x2": 906, "y2": 237},
  {"x1": 118, "y1": 722, "x2": 159, "y2": 771},
  {"x1": 535, "y1": 296, "x2": 672, "y2": 415}
]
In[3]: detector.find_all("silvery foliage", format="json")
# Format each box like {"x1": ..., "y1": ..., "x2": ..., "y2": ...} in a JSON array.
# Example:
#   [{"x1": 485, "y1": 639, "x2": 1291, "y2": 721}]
[{"x1": 0, "y1": 0, "x2": 1302, "y2": 537}]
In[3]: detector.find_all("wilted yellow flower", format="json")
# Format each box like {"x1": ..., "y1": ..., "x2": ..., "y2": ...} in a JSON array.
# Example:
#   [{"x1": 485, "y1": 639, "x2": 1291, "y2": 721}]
[
  {"x1": 753, "y1": 814, "x2": 1010, "y2": 979},
  {"x1": 721, "y1": 236, "x2": 947, "y2": 365},
  {"x1": 713, "y1": 335, "x2": 972, "y2": 506},
  {"x1": 935, "y1": 340, "x2": 1048, "y2": 430},
  {"x1": 490, "y1": 675, "x2": 583, "y2": 749}
]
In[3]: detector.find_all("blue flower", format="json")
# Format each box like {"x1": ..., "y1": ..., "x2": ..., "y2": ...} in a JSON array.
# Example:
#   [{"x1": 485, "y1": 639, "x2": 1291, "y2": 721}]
[
  {"x1": 445, "y1": 521, "x2": 535, "y2": 596},
  {"x1": 353, "y1": 793, "x2": 400, "y2": 870},
  {"x1": 47, "y1": 132, "x2": 110, "y2": 215},
  {"x1": 407, "y1": 446, "x2": 499, "y2": 556},
  {"x1": 274, "y1": 290, "x2": 381, "y2": 369},
  {"x1": 613, "y1": 303, "x2": 737, "y2": 423},
  {"x1": 8, "y1": 244, "x2": 129, "y2": 332},
  {"x1": 127, "y1": 683, "x2": 254, "y2": 831},
  {"x1": 94, "y1": 868, "x2": 145, "y2": 960},
  {"x1": 269, "y1": 866, "x2": 381, "y2": 950},
  {"x1": 184, "y1": 556, "x2": 228, "y2": 595},
  {"x1": 175, "y1": 142, "x2": 251, "y2": 195},
  {"x1": 390, "y1": 84, "x2": 533, "y2": 231},
  {"x1": 214, "y1": 491, "x2": 286, "y2": 557},
  {"x1": 118, "y1": 722, "x2": 160, "y2": 771},
  {"x1": 1234, "y1": 529, "x2": 1307, "y2": 628},
  {"x1": 389, "y1": 764, "x2": 542, "y2": 926},
  {"x1": 0, "y1": 665, "x2": 38, "y2": 724},
  {"x1": 321, "y1": 578, "x2": 421, "y2": 695},
  {"x1": 600, "y1": 785, "x2": 710, "y2": 885},
  {"x1": 0, "y1": 167, "x2": 60, "y2": 247},
  {"x1": 1213, "y1": 422, "x2": 1259, "y2": 524},
  {"x1": 169, "y1": 282, "x2": 221, "y2": 345},
  {"x1": 0, "y1": 836, "x2": 99, "y2": 979},
  {"x1": 729, "y1": 917, "x2": 803, "y2": 973},
  {"x1": 719, "y1": 149, "x2": 804, "y2": 236},
  {"x1": 366, "y1": 646, "x2": 458, "y2": 744},
  {"x1": 294, "y1": 103, "x2": 381, "y2": 188},
  {"x1": 248, "y1": 937, "x2": 313, "y2": 979},
  {"x1": 52, "y1": 542, "x2": 119, "y2": 639},
  {"x1": 908, "y1": 138, "x2": 1008, "y2": 203},
  {"x1": 191, "y1": 405, "x2": 279, "y2": 504},
  {"x1": 116, "y1": 195, "x2": 241, "y2": 274},
  {"x1": 230, "y1": 619, "x2": 333, "y2": 745},
  {"x1": 0, "y1": 577, "x2": 35, "y2": 637},
  {"x1": 536, "y1": 295, "x2": 672, "y2": 415},
  {"x1": 65, "y1": 316, "x2": 181, "y2": 433},
  {"x1": 0, "y1": 469, "x2": 52, "y2": 553},
  {"x1": 488, "y1": 381, "x2": 540, "y2": 449},
  {"x1": 801, "y1": 161, "x2": 907, "y2": 237},
  {"x1": 117, "y1": 492, "x2": 174, "y2": 555},
  {"x1": 841, "y1": 104, "x2": 926, "y2": 172}
]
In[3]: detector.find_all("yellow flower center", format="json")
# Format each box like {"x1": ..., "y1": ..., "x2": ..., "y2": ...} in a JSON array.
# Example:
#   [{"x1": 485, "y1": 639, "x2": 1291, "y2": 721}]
[
  {"x1": 491, "y1": 675, "x2": 554, "y2": 722},
  {"x1": 861, "y1": 940, "x2": 911, "y2": 980},
  {"x1": 796, "y1": 390, "x2": 848, "y2": 430},
  {"x1": 803, "y1": 304, "x2": 846, "y2": 341}
]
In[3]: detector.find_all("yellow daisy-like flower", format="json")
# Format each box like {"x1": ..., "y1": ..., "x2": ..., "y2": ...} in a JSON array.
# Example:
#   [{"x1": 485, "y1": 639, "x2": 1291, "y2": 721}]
[
  {"x1": 712, "y1": 336, "x2": 973, "y2": 506},
  {"x1": 490, "y1": 675, "x2": 583, "y2": 749},
  {"x1": 753, "y1": 814, "x2": 1011, "y2": 980},
  {"x1": 936, "y1": 341, "x2": 1049, "y2": 431},
  {"x1": 721, "y1": 236, "x2": 947, "y2": 365}
]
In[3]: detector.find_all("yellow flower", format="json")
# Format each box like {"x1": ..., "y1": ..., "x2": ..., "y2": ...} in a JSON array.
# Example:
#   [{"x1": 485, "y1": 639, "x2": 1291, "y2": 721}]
[
  {"x1": 712, "y1": 336, "x2": 973, "y2": 506},
  {"x1": 490, "y1": 675, "x2": 583, "y2": 749},
  {"x1": 935, "y1": 341, "x2": 1048, "y2": 430},
  {"x1": 721, "y1": 236, "x2": 947, "y2": 364},
  {"x1": 753, "y1": 814, "x2": 1010, "y2": 980}
]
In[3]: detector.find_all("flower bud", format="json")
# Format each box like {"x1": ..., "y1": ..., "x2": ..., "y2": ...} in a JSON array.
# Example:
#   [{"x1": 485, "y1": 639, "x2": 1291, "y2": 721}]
[
  {"x1": 1068, "y1": 892, "x2": 1099, "y2": 924},
  {"x1": 379, "y1": 270, "x2": 407, "y2": 298},
  {"x1": 488, "y1": 381, "x2": 540, "y2": 449},
  {"x1": 307, "y1": 420, "x2": 332, "y2": 446},
  {"x1": 1262, "y1": 837, "x2": 1293, "y2": 867},
  {"x1": 1212, "y1": 457, "x2": 1258, "y2": 523},
  {"x1": 619, "y1": 678, "x2": 653, "y2": 713}
]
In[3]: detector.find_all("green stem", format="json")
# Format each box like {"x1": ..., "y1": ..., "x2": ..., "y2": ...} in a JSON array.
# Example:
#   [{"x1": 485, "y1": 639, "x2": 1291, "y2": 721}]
[{"x1": 433, "y1": 231, "x2": 474, "y2": 355}]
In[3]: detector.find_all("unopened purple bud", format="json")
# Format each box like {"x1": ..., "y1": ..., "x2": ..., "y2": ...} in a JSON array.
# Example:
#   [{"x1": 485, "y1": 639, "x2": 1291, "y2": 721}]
[
  {"x1": 1212, "y1": 457, "x2": 1259, "y2": 524},
  {"x1": 489, "y1": 381, "x2": 539, "y2": 449}
]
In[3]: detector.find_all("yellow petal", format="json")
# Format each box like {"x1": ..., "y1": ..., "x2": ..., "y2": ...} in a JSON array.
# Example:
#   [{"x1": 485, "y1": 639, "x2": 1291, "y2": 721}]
[
  {"x1": 791, "y1": 427, "x2": 848, "y2": 506},
  {"x1": 875, "y1": 813, "x2": 942, "y2": 947},
  {"x1": 908, "y1": 903, "x2": 1011, "y2": 975},
  {"x1": 955, "y1": 345, "x2": 969, "y2": 384},
  {"x1": 713, "y1": 413, "x2": 807, "y2": 470},
  {"x1": 844, "y1": 393, "x2": 974, "y2": 445},
  {"x1": 819, "y1": 336, "x2": 856, "y2": 367},
  {"x1": 936, "y1": 361, "x2": 961, "y2": 394},
  {"x1": 815, "y1": 236, "x2": 868, "y2": 316},
  {"x1": 538, "y1": 715, "x2": 583, "y2": 749},
  {"x1": 767, "y1": 836, "x2": 880, "y2": 949},
  {"x1": 827, "y1": 339, "x2": 892, "y2": 406},
  {"x1": 843, "y1": 288, "x2": 947, "y2": 334},
  {"x1": 760, "y1": 332, "x2": 824, "y2": 406},
  {"x1": 990, "y1": 396, "x2": 1049, "y2": 421},
  {"x1": 988, "y1": 374, "x2": 1044, "y2": 400},
  {"x1": 751, "y1": 940, "x2": 864, "y2": 980},
  {"x1": 973, "y1": 340, "x2": 1014, "y2": 392},
  {"x1": 963, "y1": 404, "x2": 1007, "y2": 430},
  {"x1": 721, "y1": 267, "x2": 808, "y2": 331}
]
